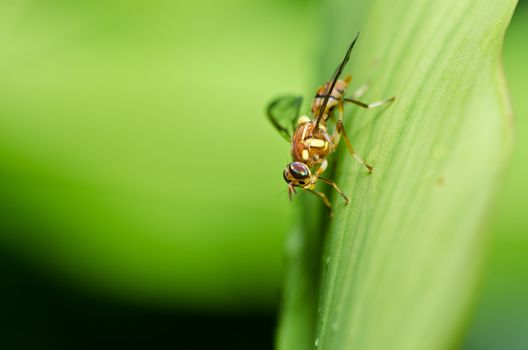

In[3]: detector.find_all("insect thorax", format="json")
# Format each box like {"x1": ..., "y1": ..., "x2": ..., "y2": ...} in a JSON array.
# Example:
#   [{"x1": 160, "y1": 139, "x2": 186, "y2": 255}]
[{"x1": 291, "y1": 122, "x2": 333, "y2": 167}]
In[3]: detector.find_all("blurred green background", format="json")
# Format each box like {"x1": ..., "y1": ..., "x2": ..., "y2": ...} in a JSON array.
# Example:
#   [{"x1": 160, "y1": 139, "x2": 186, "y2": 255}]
[
  {"x1": 462, "y1": 4, "x2": 528, "y2": 349},
  {"x1": 0, "y1": 0, "x2": 526, "y2": 348}
]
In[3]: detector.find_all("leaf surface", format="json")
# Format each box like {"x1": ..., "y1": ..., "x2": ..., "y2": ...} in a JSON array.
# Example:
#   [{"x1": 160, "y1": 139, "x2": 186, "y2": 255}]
[{"x1": 277, "y1": 0, "x2": 517, "y2": 349}]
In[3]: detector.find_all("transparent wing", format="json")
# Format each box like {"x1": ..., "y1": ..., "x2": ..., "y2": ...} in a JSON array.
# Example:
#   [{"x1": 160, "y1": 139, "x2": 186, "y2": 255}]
[{"x1": 266, "y1": 95, "x2": 303, "y2": 141}]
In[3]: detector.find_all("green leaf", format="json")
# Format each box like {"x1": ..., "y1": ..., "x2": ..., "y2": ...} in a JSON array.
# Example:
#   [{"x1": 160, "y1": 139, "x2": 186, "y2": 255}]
[{"x1": 277, "y1": 0, "x2": 517, "y2": 349}]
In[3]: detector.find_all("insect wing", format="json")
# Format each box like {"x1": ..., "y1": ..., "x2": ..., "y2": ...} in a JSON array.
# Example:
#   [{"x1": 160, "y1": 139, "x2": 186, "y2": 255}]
[
  {"x1": 315, "y1": 32, "x2": 360, "y2": 127},
  {"x1": 266, "y1": 96, "x2": 303, "y2": 141}
]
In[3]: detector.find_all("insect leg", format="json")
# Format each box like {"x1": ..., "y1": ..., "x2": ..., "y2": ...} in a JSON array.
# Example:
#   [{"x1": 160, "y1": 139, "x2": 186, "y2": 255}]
[
  {"x1": 307, "y1": 189, "x2": 332, "y2": 209},
  {"x1": 343, "y1": 96, "x2": 396, "y2": 109},
  {"x1": 315, "y1": 159, "x2": 328, "y2": 177},
  {"x1": 351, "y1": 83, "x2": 369, "y2": 99},
  {"x1": 332, "y1": 99, "x2": 345, "y2": 145},
  {"x1": 334, "y1": 119, "x2": 373, "y2": 173},
  {"x1": 319, "y1": 177, "x2": 349, "y2": 204},
  {"x1": 331, "y1": 99, "x2": 346, "y2": 148}
]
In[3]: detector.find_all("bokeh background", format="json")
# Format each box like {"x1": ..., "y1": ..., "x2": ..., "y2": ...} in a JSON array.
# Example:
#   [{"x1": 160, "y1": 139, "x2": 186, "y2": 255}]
[{"x1": 0, "y1": 0, "x2": 526, "y2": 348}]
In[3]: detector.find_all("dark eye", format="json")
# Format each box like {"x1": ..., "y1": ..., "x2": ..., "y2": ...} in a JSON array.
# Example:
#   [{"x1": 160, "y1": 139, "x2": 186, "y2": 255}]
[{"x1": 289, "y1": 162, "x2": 309, "y2": 179}]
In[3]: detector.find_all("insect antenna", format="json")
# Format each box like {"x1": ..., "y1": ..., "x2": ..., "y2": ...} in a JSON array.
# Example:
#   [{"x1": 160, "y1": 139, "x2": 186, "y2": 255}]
[{"x1": 315, "y1": 32, "x2": 360, "y2": 128}]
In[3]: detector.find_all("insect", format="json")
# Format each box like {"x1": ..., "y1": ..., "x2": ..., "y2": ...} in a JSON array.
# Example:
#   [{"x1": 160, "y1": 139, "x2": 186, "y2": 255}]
[{"x1": 267, "y1": 33, "x2": 395, "y2": 209}]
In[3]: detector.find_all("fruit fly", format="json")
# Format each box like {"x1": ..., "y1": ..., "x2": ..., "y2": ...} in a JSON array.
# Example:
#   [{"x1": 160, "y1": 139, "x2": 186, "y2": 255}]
[{"x1": 267, "y1": 33, "x2": 395, "y2": 209}]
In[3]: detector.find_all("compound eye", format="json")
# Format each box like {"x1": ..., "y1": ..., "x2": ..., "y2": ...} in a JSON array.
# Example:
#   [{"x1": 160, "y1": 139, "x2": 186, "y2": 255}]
[{"x1": 289, "y1": 162, "x2": 310, "y2": 179}]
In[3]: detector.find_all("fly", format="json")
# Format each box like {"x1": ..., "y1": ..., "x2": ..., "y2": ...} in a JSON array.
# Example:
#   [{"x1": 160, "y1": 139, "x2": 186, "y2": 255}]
[{"x1": 267, "y1": 33, "x2": 395, "y2": 209}]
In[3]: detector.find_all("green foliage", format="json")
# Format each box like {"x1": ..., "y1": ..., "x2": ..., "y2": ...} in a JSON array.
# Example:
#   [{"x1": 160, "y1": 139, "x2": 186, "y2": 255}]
[
  {"x1": 0, "y1": 0, "x2": 311, "y2": 308},
  {"x1": 277, "y1": 0, "x2": 517, "y2": 349},
  {"x1": 463, "y1": 8, "x2": 528, "y2": 349}
]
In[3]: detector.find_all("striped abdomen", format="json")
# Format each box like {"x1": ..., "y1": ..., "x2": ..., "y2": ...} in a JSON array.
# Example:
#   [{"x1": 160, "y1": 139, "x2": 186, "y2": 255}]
[{"x1": 311, "y1": 75, "x2": 352, "y2": 118}]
